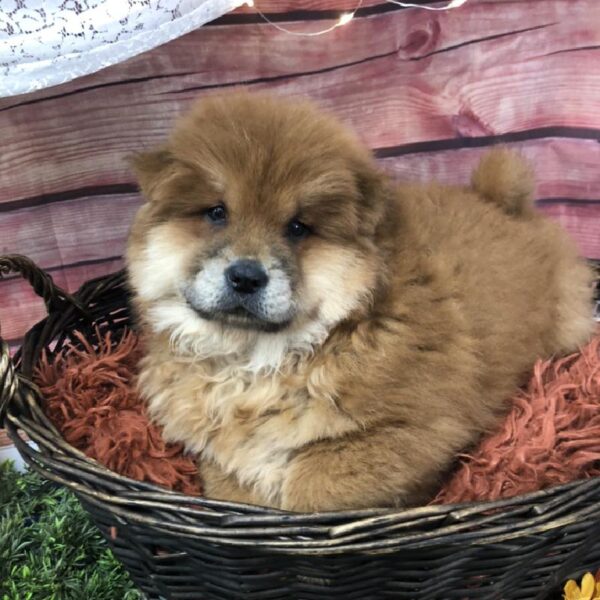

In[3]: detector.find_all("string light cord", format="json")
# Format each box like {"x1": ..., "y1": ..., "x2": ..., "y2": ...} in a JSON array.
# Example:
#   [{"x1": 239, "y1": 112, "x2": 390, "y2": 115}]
[
  {"x1": 245, "y1": 0, "x2": 363, "y2": 37},
  {"x1": 385, "y1": 0, "x2": 468, "y2": 10},
  {"x1": 244, "y1": 0, "x2": 469, "y2": 36}
]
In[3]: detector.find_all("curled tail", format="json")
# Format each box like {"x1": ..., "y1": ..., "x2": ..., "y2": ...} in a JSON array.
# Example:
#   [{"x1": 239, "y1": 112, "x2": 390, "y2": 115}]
[{"x1": 471, "y1": 148, "x2": 535, "y2": 218}]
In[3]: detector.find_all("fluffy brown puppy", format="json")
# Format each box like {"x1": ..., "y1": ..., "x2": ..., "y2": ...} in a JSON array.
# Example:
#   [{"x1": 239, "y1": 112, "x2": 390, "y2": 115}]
[{"x1": 127, "y1": 92, "x2": 594, "y2": 512}]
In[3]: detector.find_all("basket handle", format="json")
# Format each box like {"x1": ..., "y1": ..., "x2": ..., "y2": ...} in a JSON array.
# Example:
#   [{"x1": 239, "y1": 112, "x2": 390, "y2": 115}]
[{"x1": 0, "y1": 254, "x2": 88, "y2": 425}]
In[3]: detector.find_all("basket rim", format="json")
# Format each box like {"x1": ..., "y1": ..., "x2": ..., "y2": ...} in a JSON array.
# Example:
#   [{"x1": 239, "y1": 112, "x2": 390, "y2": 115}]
[{"x1": 5, "y1": 266, "x2": 600, "y2": 555}]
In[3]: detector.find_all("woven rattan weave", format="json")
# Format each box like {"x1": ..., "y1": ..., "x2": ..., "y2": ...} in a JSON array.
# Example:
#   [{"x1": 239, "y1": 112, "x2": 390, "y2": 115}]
[{"x1": 2, "y1": 254, "x2": 600, "y2": 600}]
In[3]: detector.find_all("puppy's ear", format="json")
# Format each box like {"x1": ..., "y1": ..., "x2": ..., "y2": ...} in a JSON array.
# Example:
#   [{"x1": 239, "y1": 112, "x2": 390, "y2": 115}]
[
  {"x1": 355, "y1": 163, "x2": 391, "y2": 237},
  {"x1": 129, "y1": 148, "x2": 175, "y2": 201}
]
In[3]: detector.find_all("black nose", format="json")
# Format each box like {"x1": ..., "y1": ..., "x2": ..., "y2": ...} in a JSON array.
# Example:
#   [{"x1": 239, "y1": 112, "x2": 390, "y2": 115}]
[{"x1": 225, "y1": 260, "x2": 269, "y2": 295}]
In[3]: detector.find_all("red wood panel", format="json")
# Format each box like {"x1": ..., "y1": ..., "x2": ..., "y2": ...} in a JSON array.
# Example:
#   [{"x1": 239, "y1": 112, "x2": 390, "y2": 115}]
[
  {"x1": 4, "y1": 200, "x2": 598, "y2": 345},
  {"x1": 0, "y1": 194, "x2": 141, "y2": 268},
  {"x1": 1, "y1": 0, "x2": 599, "y2": 346},
  {"x1": 380, "y1": 138, "x2": 600, "y2": 200},
  {"x1": 1, "y1": 260, "x2": 124, "y2": 344},
  {"x1": 3, "y1": 139, "x2": 599, "y2": 344},
  {"x1": 0, "y1": 0, "x2": 593, "y2": 111},
  {"x1": 538, "y1": 203, "x2": 600, "y2": 260},
  {"x1": 3, "y1": 138, "x2": 599, "y2": 344},
  {"x1": 2, "y1": 143, "x2": 597, "y2": 252},
  {"x1": 230, "y1": 0, "x2": 520, "y2": 14},
  {"x1": 1, "y1": 0, "x2": 598, "y2": 203},
  {"x1": 2, "y1": 137, "x2": 597, "y2": 274},
  {"x1": 232, "y1": 0, "x2": 385, "y2": 12}
]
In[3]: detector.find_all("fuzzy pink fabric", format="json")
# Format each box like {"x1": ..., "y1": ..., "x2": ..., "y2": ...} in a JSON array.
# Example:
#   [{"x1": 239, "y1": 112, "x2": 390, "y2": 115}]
[
  {"x1": 35, "y1": 330, "x2": 201, "y2": 495},
  {"x1": 34, "y1": 327, "x2": 600, "y2": 504}
]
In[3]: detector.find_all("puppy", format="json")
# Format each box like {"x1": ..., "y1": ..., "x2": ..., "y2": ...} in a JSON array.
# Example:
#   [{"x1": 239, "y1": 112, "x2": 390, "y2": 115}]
[{"x1": 126, "y1": 92, "x2": 594, "y2": 512}]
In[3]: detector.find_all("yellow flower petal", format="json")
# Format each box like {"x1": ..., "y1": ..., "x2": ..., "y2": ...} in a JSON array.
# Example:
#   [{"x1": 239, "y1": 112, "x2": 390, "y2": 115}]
[
  {"x1": 565, "y1": 579, "x2": 582, "y2": 600},
  {"x1": 582, "y1": 573, "x2": 596, "y2": 600},
  {"x1": 592, "y1": 581, "x2": 600, "y2": 600}
]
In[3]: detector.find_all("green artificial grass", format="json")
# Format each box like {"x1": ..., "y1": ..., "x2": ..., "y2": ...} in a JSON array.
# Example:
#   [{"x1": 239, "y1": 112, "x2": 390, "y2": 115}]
[{"x1": 0, "y1": 461, "x2": 142, "y2": 600}]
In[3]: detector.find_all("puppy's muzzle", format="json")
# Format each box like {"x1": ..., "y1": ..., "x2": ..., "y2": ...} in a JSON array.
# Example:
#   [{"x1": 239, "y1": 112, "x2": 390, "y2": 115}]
[{"x1": 225, "y1": 259, "x2": 269, "y2": 295}]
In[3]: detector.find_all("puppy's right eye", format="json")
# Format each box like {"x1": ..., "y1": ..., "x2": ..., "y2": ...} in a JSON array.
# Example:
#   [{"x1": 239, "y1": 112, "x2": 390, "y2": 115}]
[
  {"x1": 286, "y1": 218, "x2": 311, "y2": 240},
  {"x1": 205, "y1": 204, "x2": 227, "y2": 224}
]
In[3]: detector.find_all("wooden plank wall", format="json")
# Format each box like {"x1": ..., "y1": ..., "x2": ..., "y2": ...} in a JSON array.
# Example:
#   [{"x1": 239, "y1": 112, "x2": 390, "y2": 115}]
[{"x1": 1, "y1": 0, "x2": 599, "y2": 348}]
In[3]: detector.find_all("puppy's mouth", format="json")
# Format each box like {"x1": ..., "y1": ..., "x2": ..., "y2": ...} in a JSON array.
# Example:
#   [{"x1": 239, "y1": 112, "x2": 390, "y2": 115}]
[
  {"x1": 188, "y1": 303, "x2": 291, "y2": 333},
  {"x1": 182, "y1": 266, "x2": 295, "y2": 333}
]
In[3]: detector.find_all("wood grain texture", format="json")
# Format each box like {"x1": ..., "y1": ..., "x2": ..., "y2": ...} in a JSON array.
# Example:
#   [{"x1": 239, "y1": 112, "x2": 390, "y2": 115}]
[
  {"x1": 232, "y1": 0, "x2": 384, "y2": 13},
  {"x1": 2, "y1": 260, "x2": 124, "y2": 343},
  {"x1": 2, "y1": 0, "x2": 562, "y2": 106},
  {"x1": 538, "y1": 203, "x2": 600, "y2": 260},
  {"x1": 0, "y1": 194, "x2": 140, "y2": 268},
  {"x1": 1, "y1": 0, "x2": 599, "y2": 346},
  {"x1": 2, "y1": 138, "x2": 598, "y2": 257},
  {"x1": 0, "y1": 1, "x2": 598, "y2": 203},
  {"x1": 381, "y1": 138, "x2": 600, "y2": 200},
  {"x1": 1, "y1": 138, "x2": 597, "y2": 273},
  {"x1": 228, "y1": 0, "x2": 502, "y2": 16},
  {"x1": 231, "y1": 0, "x2": 383, "y2": 15},
  {"x1": 3, "y1": 138, "x2": 599, "y2": 343},
  {"x1": 4, "y1": 200, "x2": 598, "y2": 345}
]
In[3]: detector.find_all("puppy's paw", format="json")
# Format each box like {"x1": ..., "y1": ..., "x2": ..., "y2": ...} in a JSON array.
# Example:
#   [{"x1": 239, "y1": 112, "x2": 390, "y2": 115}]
[
  {"x1": 280, "y1": 464, "x2": 338, "y2": 513},
  {"x1": 280, "y1": 451, "x2": 387, "y2": 512}
]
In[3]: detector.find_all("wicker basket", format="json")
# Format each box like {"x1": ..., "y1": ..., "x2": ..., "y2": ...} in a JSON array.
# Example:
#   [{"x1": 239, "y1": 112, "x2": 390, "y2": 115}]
[{"x1": 2, "y1": 254, "x2": 600, "y2": 600}]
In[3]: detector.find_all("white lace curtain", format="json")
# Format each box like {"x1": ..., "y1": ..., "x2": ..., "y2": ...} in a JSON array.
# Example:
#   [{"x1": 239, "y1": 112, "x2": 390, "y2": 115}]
[{"x1": 0, "y1": 0, "x2": 244, "y2": 97}]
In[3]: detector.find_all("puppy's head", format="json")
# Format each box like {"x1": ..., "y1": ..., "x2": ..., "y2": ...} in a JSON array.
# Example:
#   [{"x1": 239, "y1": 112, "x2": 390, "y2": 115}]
[{"x1": 127, "y1": 93, "x2": 388, "y2": 366}]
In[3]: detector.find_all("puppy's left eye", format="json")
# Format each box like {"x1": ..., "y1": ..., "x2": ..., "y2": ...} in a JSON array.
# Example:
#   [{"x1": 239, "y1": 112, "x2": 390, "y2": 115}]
[
  {"x1": 287, "y1": 218, "x2": 311, "y2": 240},
  {"x1": 205, "y1": 204, "x2": 227, "y2": 224}
]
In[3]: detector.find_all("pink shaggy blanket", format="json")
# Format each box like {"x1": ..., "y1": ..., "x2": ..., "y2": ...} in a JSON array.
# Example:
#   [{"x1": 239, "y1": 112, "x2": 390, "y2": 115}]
[
  {"x1": 35, "y1": 331, "x2": 201, "y2": 495},
  {"x1": 35, "y1": 328, "x2": 600, "y2": 504}
]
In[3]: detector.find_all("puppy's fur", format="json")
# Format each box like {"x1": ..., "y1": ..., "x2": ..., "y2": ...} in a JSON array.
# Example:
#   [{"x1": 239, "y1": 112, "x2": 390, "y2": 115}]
[{"x1": 127, "y1": 93, "x2": 594, "y2": 511}]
